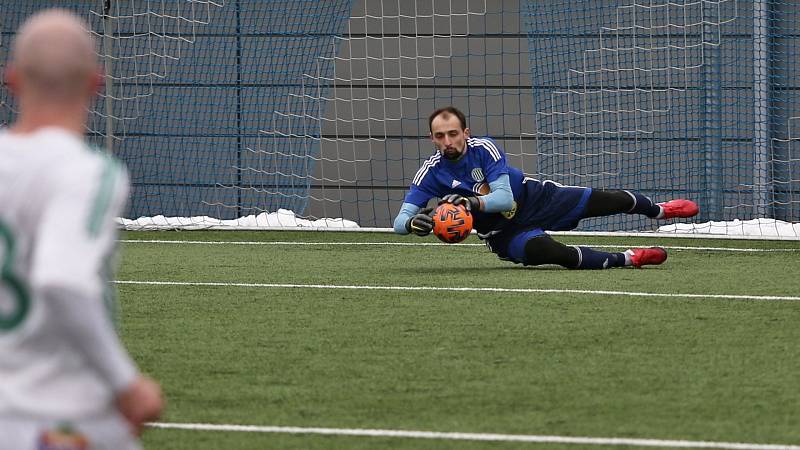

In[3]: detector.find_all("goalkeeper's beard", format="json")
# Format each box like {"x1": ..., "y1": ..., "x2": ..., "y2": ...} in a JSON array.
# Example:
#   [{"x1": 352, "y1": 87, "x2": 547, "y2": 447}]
[{"x1": 442, "y1": 146, "x2": 464, "y2": 161}]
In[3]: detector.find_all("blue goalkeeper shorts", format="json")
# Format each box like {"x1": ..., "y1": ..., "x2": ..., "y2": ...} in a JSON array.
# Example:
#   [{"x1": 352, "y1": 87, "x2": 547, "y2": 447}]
[{"x1": 485, "y1": 180, "x2": 592, "y2": 264}]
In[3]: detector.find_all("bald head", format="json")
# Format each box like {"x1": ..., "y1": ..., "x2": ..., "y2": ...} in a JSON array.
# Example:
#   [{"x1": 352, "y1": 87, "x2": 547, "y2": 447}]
[{"x1": 9, "y1": 9, "x2": 99, "y2": 104}]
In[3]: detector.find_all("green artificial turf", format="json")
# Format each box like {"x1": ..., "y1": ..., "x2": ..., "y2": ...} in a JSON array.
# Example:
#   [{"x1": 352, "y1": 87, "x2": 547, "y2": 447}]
[{"x1": 116, "y1": 231, "x2": 800, "y2": 449}]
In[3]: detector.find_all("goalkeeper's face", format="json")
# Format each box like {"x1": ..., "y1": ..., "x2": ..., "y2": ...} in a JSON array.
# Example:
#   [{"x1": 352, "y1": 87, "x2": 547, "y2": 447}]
[{"x1": 430, "y1": 114, "x2": 470, "y2": 161}]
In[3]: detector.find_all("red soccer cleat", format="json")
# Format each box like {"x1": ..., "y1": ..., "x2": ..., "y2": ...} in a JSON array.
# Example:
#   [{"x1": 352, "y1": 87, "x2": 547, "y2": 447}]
[
  {"x1": 627, "y1": 247, "x2": 668, "y2": 268},
  {"x1": 657, "y1": 199, "x2": 699, "y2": 219}
]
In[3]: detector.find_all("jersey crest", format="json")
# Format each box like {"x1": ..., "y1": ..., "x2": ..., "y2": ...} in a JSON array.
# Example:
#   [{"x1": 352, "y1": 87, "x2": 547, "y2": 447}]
[{"x1": 471, "y1": 168, "x2": 484, "y2": 182}]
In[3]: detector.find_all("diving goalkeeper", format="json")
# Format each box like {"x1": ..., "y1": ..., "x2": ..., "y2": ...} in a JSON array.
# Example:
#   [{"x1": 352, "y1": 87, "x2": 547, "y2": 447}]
[{"x1": 393, "y1": 106, "x2": 699, "y2": 269}]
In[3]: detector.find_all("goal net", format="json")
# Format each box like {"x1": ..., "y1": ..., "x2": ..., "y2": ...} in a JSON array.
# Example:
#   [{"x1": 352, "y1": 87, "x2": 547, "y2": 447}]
[{"x1": 1, "y1": 0, "x2": 798, "y2": 238}]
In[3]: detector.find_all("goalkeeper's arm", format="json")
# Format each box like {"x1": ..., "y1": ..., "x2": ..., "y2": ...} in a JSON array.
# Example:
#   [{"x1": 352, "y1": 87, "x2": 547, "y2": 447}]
[
  {"x1": 440, "y1": 174, "x2": 514, "y2": 213},
  {"x1": 393, "y1": 202, "x2": 433, "y2": 236}
]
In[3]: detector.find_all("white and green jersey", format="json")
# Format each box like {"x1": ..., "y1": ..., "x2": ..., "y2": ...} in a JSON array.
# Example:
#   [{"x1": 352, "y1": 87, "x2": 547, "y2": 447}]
[{"x1": 0, "y1": 127, "x2": 137, "y2": 419}]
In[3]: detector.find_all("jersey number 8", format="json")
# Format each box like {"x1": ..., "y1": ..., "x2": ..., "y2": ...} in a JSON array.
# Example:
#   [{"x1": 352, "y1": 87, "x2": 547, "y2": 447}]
[{"x1": 0, "y1": 222, "x2": 30, "y2": 331}]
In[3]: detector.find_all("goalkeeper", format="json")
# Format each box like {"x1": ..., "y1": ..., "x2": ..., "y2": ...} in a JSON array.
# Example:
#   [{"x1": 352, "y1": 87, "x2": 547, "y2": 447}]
[{"x1": 393, "y1": 106, "x2": 699, "y2": 269}]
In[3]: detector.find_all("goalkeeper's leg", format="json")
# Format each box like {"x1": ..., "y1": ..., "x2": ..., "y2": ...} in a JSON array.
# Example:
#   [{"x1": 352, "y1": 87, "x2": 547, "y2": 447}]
[
  {"x1": 583, "y1": 190, "x2": 699, "y2": 220},
  {"x1": 583, "y1": 190, "x2": 660, "y2": 218},
  {"x1": 522, "y1": 234, "x2": 666, "y2": 269}
]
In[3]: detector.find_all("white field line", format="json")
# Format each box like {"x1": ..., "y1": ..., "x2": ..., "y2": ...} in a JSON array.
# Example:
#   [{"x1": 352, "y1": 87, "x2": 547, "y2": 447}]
[
  {"x1": 146, "y1": 422, "x2": 800, "y2": 450},
  {"x1": 112, "y1": 280, "x2": 800, "y2": 302},
  {"x1": 119, "y1": 240, "x2": 800, "y2": 253}
]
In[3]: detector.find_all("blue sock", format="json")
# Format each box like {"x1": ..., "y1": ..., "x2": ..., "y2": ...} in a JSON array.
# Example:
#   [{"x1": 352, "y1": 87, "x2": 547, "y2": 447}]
[
  {"x1": 626, "y1": 191, "x2": 661, "y2": 218},
  {"x1": 575, "y1": 246, "x2": 627, "y2": 269}
]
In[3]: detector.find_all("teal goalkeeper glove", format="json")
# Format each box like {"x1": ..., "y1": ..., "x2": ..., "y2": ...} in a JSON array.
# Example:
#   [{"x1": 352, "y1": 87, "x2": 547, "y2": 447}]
[
  {"x1": 405, "y1": 207, "x2": 434, "y2": 236},
  {"x1": 440, "y1": 193, "x2": 481, "y2": 211}
]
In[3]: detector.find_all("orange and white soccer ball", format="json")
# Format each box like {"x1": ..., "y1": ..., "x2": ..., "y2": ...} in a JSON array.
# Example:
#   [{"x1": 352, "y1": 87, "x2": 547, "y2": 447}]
[{"x1": 432, "y1": 203, "x2": 473, "y2": 244}]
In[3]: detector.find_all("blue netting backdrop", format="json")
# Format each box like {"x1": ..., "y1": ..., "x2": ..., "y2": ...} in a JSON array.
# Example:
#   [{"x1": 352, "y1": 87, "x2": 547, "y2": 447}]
[
  {"x1": 525, "y1": 0, "x2": 798, "y2": 230},
  {"x1": 0, "y1": 1, "x2": 798, "y2": 233},
  {"x1": 1, "y1": 0, "x2": 352, "y2": 222}
]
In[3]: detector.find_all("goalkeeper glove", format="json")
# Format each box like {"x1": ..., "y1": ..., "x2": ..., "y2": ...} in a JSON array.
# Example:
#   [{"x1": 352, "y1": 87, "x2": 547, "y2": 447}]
[
  {"x1": 440, "y1": 193, "x2": 481, "y2": 211},
  {"x1": 405, "y1": 207, "x2": 434, "y2": 236}
]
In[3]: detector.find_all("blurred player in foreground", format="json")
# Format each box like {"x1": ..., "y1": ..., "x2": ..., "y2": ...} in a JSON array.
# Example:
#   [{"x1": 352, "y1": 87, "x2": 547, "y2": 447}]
[
  {"x1": 394, "y1": 106, "x2": 699, "y2": 269},
  {"x1": 0, "y1": 9, "x2": 162, "y2": 450}
]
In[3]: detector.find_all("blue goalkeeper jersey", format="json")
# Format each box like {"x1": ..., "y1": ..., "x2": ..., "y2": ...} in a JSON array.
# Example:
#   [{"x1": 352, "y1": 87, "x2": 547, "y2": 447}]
[{"x1": 404, "y1": 137, "x2": 534, "y2": 233}]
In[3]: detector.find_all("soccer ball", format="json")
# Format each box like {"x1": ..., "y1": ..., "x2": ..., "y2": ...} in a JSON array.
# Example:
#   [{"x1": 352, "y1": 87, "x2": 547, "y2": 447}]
[{"x1": 432, "y1": 203, "x2": 473, "y2": 244}]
